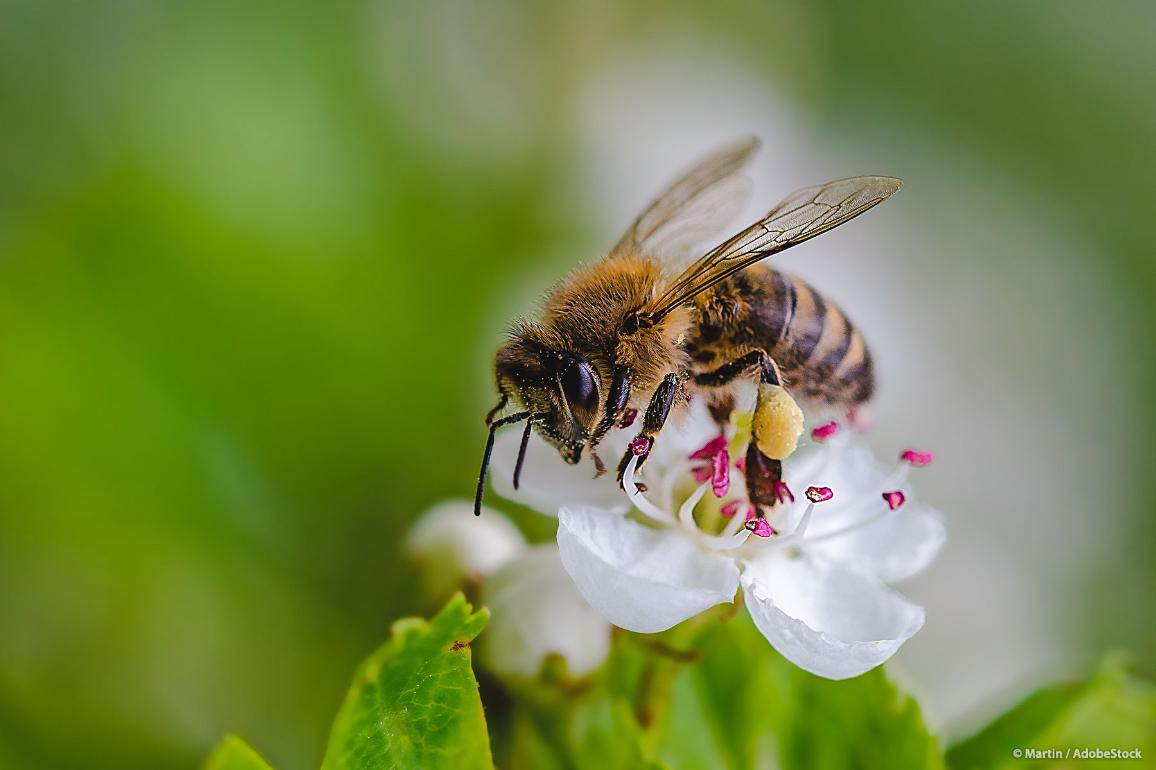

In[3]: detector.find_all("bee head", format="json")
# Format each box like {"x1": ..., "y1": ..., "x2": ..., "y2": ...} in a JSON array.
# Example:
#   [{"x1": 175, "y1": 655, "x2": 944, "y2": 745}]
[{"x1": 494, "y1": 332, "x2": 602, "y2": 465}]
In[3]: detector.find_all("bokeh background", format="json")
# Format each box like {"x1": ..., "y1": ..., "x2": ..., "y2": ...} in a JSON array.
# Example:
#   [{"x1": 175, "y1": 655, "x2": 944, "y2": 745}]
[{"x1": 1, "y1": 2, "x2": 1154, "y2": 768}]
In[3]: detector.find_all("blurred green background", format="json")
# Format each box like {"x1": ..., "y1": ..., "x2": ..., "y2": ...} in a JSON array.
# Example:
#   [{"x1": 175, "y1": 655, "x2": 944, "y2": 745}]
[{"x1": 1, "y1": 2, "x2": 1154, "y2": 768}]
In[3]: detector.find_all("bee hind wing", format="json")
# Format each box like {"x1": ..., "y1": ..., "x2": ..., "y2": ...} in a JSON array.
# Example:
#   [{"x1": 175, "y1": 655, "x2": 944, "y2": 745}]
[{"x1": 611, "y1": 136, "x2": 761, "y2": 260}]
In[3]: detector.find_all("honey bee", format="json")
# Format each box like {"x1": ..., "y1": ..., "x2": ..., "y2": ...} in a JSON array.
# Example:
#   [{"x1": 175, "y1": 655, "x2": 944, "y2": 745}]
[{"x1": 475, "y1": 138, "x2": 901, "y2": 518}]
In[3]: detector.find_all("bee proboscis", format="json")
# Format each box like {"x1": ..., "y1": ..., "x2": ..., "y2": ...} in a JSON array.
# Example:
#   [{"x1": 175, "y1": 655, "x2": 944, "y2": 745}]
[{"x1": 476, "y1": 138, "x2": 901, "y2": 519}]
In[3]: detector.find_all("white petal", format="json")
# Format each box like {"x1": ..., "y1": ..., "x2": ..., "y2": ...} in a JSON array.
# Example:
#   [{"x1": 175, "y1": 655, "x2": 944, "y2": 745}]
[
  {"x1": 781, "y1": 439, "x2": 943, "y2": 580},
  {"x1": 741, "y1": 554, "x2": 925, "y2": 680},
  {"x1": 557, "y1": 506, "x2": 739, "y2": 633},
  {"x1": 489, "y1": 429, "x2": 629, "y2": 517},
  {"x1": 810, "y1": 501, "x2": 946, "y2": 583},
  {"x1": 784, "y1": 439, "x2": 887, "y2": 520},
  {"x1": 404, "y1": 499, "x2": 526, "y2": 599},
  {"x1": 481, "y1": 544, "x2": 611, "y2": 679}
]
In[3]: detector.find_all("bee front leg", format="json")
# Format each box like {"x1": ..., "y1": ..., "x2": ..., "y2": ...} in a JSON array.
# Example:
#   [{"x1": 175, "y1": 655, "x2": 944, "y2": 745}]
[
  {"x1": 588, "y1": 366, "x2": 631, "y2": 478},
  {"x1": 616, "y1": 372, "x2": 680, "y2": 488}
]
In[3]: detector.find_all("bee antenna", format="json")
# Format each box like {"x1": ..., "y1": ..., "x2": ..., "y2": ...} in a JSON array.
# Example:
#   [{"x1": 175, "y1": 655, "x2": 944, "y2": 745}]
[{"x1": 475, "y1": 410, "x2": 531, "y2": 516}]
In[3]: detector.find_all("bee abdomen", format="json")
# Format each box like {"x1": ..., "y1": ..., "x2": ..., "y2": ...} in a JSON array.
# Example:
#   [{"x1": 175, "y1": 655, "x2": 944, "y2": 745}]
[
  {"x1": 688, "y1": 266, "x2": 874, "y2": 408},
  {"x1": 774, "y1": 274, "x2": 873, "y2": 406}
]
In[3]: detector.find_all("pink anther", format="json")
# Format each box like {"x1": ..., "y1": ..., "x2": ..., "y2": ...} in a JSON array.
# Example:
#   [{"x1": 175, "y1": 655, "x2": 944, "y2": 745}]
[
  {"x1": 804, "y1": 486, "x2": 834, "y2": 503},
  {"x1": 720, "y1": 499, "x2": 745, "y2": 518},
  {"x1": 690, "y1": 435, "x2": 728, "y2": 461},
  {"x1": 882, "y1": 490, "x2": 906, "y2": 510},
  {"x1": 900, "y1": 449, "x2": 934, "y2": 467},
  {"x1": 711, "y1": 449, "x2": 730, "y2": 497},
  {"x1": 744, "y1": 517, "x2": 776, "y2": 538},
  {"x1": 811, "y1": 421, "x2": 839, "y2": 441}
]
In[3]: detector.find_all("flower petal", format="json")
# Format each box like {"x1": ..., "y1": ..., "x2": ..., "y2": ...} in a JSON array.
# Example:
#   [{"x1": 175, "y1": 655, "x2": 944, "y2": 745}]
[
  {"x1": 741, "y1": 554, "x2": 925, "y2": 680},
  {"x1": 481, "y1": 544, "x2": 611, "y2": 679},
  {"x1": 489, "y1": 429, "x2": 629, "y2": 516},
  {"x1": 784, "y1": 439, "x2": 883, "y2": 513},
  {"x1": 557, "y1": 506, "x2": 739, "y2": 633},
  {"x1": 782, "y1": 439, "x2": 943, "y2": 579},
  {"x1": 810, "y1": 501, "x2": 946, "y2": 582}
]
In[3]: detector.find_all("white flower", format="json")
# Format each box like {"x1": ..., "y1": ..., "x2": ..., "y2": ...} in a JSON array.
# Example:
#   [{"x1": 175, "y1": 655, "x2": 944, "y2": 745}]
[
  {"x1": 405, "y1": 499, "x2": 526, "y2": 599},
  {"x1": 406, "y1": 499, "x2": 611, "y2": 680},
  {"x1": 481, "y1": 544, "x2": 612, "y2": 679},
  {"x1": 489, "y1": 401, "x2": 945, "y2": 680}
]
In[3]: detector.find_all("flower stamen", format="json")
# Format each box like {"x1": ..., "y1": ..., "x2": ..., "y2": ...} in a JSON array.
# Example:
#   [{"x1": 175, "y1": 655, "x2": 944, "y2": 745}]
[
  {"x1": 790, "y1": 502, "x2": 818, "y2": 540},
  {"x1": 622, "y1": 456, "x2": 674, "y2": 524},
  {"x1": 900, "y1": 449, "x2": 934, "y2": 466},
  {"x1": 811, "y1": 421, "x2": 839, "y2": 441},
  {"x1": 805, "y1": 485, "x2": 834, "y2": 503},
  {"x1": 720, "y1": 499, "x2": 745, "y2": 518},
  {"x1": 678, "y1": 482, "x2": 710, "y2": 528},
  {"x1": 882, "y1": 490, "x2": 906, "y2": 510},
  {"x1": 690, "y1": 435, "x2": 728, "y2": 460},
  {"x1": 711, "y1": 448, "x2": 730, "y2": 497},
  {"x1": 745, "y1": 517, "x2": 776, "y2": 538}
]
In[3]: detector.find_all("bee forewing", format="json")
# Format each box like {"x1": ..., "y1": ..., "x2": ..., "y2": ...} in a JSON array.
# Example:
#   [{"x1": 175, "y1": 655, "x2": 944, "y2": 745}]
[{"x1": 644, "y1": 176, "x2": 903, "y2": 318}]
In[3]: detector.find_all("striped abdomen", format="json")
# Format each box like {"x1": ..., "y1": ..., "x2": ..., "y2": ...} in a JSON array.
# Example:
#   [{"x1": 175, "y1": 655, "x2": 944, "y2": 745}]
[{"x1": 686, "y1": 264, "x2": 874, "y2": 407}]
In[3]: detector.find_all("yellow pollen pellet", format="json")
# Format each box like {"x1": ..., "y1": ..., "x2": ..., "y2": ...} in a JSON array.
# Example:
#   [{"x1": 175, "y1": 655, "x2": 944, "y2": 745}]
[{"x1": 752, "y1": 383, "x2": 804, "y2": 460}]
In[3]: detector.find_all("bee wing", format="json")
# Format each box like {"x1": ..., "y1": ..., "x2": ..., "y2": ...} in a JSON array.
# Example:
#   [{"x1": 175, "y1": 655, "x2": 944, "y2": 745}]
[
  {"x1": 642, "y1": 176, "x2": 903, "y2": 320},
  {"x1": 611, "y1": 137, "x2": 760, "y2": 259}
]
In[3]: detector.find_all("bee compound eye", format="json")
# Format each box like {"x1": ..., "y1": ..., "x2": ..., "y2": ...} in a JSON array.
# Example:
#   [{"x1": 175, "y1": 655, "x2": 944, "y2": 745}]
[{"x1": 559, "y1": 356, "x2": 598, "y2": 413}]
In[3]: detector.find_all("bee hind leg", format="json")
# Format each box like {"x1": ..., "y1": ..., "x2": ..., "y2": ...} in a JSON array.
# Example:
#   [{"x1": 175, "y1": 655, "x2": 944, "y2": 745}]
[
  {"x1": 693, "y1": 349, "x2": 780, "y2": 389},
  {"x1": 694, "y1": 350, "x2": 799, "y2": 512},
  {"x1": 616, "y1": 372, "x2": 681, "y2": 489},
  {"x1": 744, "y1": 443, "x2": 783, "y2": 511}
]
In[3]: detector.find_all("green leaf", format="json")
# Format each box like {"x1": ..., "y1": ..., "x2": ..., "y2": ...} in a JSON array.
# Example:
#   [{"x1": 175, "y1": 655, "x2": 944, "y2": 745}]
[
  {"x1": 203, "y1": 735, "x2": 275, "y2": 770},
  {"x1": 947, "y1": 661, "x2": 1156, "y2": 770},
  {"x1": 654, "y1": 610, "x2": 942, "y2": 770},
  {"x1": 321, "y1": 594, "x2": 493, "y2": 770},
  {"x1": 496, "y1": 681, "x2": 662, "y2": 770},
  {"x1": 492, "y1": 634, "x2": 666, "y2": 770},
  {"x1": 569, "y1": 691, "x2": 661, "y2": 770},
  {"x1": 775, "y1": 665, "x2": 944, "y2": 770},
  {"x1": 652, "y1": 616, "x2": 773, "y2": 770}
]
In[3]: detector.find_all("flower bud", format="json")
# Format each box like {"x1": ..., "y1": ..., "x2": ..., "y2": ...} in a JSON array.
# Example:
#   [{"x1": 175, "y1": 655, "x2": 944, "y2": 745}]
[
  {"x1": 480, "y1": 544, "x2": 611, "y2": 680},
  {"x1": 752, "y1": 383, "x2": 804, "y2": 459},
  {"x1": 405, "y1": 499, "x2": 526, "y2": 601}
]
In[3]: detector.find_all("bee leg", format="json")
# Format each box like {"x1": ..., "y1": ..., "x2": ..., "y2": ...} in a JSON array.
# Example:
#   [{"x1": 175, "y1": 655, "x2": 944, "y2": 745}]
[
  {"x1": 744, "y1": 443, "x2": 783, "y2": 511},
  {"x1": 694, "y1": 351, "x2": 799, "y2": 511},
  {"x1": 616, "y1": 372, "x2": 680, "y2": 488},
  {"x1": 693, "y1": 349, "x2": 779, "y2": 389},
  {"x1": 588, "y1": 366, "x2": 631, "y2": 470},
  {"x1": 485, "y1": 393, "x2": 509, "y2": 425}
]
